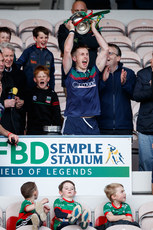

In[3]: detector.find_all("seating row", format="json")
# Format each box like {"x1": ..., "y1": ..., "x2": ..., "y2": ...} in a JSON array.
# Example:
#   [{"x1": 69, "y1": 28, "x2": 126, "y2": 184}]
[
  {"x1": 1, "y1": 17, "x2": 151, "y2": 67},
  {"x1": 11, "y1": 32, "x2": 153, "y2": 55},
  {"x1": 1, "y1": 17, "x2": 153, "y2": 53},
  {"x1": 1, "y1": 197, "x2": 153, "y2": 230},
  {"x1": 1, "y1": 18, "x2": 153, "y2": 39},
  {"x1": 13, "y1": 43, "x2": 152, "y2": 70}
]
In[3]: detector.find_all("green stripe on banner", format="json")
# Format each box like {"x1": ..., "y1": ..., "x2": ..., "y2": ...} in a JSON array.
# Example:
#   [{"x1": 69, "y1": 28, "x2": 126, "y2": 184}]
[
  {"x1": 92, "y1": 167, "x2": 129, "y2": 177},
  {"x1": 0, "y1": 142, "x2": 8, "y2": 155},
  {"x1": 0, "y1": 166, "x2": 129, "y2": 177}
]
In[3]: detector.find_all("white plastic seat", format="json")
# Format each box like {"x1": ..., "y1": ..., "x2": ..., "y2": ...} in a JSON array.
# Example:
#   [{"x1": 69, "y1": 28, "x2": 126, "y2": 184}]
[
  {"x1": 134, "y1": 34, "x2": 153, "y2": 58},
  {"x1": 0, "y1": 19, "x2": 17, "y2": 35},
  {"x1": 55, "y1": 79, "x2": 64, "y2": 94},
  {"x1": 62, "y1": 225, "x2": 97, "y2": 230},
  {"x1": 6, "y1": 201, "x2": 49, "y2": 230},
  {"x1": 105, "y1": 35, "x2": 133, "y2": 51},
  {"x1": 10, "y1": 35, "x2": 23, "y2": 51},
  {"x1": 54, "y1": 64, "x2": 62, "y2": 77},
  {"x1": 18, "y1": 226, "x2": 50, "y2": 230},
  {"x1": 123, "y1": 64, "x2": 141, "y2": 74},
  {"x1": 127, "y1": 19, "x2": 153, "y2": 42},
  {"x1": 54, "y1": 20, "x2": 65, "y2": 37},
  {"x1": 106, "y1": 225, "x2": 140, "y2": 230},
  {"x1": 47, "y1": 36, "x2": 59, "y2": 52},
  {"x1": 52, "y1": 50, "x2": 62, "y2": 64},
  {"x1": 59, "y1": 96, "x2": 66, "y2": 114},
  {"x1": 99, "y1": 19, "x2": 126, "y2": 36},
  {"x1": 121, "y1": 51, "x2": 142, "y2": 67},
  {"x1": 143, "y1": 51, "x2": 153, "y2": 68},
  {"x1": 18, "y1": 19, "x2": 54, "y2": 42},
  {"x1": 24, "y1": 36, "x2": 35, "y2": 48},
  {"x1": 6, "y1": 201, "x2": 22, "y2": 230},
  {"x1": 15, "y1": 49, "x2": 22, "y2": 60},
  {"x1": 139, "y1": 201, "x2": 153, "y2": 230},
  {"x1": 0, "y1": 208, "x2": 5, "y2": 230},
  {"x1": 94, "y1": 202, "x2": 107, "y2": 227}
]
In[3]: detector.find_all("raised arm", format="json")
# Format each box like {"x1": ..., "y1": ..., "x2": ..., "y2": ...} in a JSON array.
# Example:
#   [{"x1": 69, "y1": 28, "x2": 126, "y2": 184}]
[
  {"x1": 91, "y1": 21, "x2": 109, "y2": 72},
  {"x1": 62, "y1": 20, "x2": 75, "y2": 75}
]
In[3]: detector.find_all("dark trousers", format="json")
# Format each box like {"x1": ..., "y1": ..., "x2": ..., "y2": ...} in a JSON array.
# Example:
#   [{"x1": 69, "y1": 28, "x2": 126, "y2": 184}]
[{"x1": 95, "y1": 220, "x2": 140, "y2": 230}]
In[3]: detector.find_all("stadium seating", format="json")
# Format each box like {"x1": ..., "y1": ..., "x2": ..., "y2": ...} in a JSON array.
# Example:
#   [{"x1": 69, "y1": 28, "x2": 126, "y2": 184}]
[
  {"x1": 94, "y1": 202, "x2": 107, "y2": 227},
  {"x1": 120, "y1": 51, "x2": 142, "y2": 67},
  {"x1": 134, "y1": 34, "x2": 153, "y2": 59},
  {"x1": 5, "y1": 201, "x2": 50, "y2": 230},
  {"x1": 54, "y1": 20, "x2": 65, "y2": 37},
  {"x1": 15, "y1": 49, "x2": 22, "y2": 60},
  {"x1": 99, "y1": 19, "x2": 126, "y2": 36},
  {"x1": 143, "y1": 51, "x2": 153, "y2": 68},
  {"x1": 10, "y1": 35, "x2": 23, "y2": 51},
  {"x1": 5, "y1": 201, "x2": 21, "y2": 230},
  {"x1": 139, "y1": 201, "x2": 153, "y2": 230},
  {"x1": 17, "y1": 226, "x2": 50, "y2": 230},
  {"x1": 0, "y1": 208, "x2": 5, "y2": 230},
  {"x1": 58, "y1": 96, "x2": 66, "y2": 115},
  {"x1": 127, "y1": 19, "x2": 153, "y2": 42},
  {"x1": 0, "y1": 19, "x2": 17, "y2": 35},
  {"x1": 123, "y1": 64, "x2": 141, "y2": 74},
  {"x1": 52, "y1": 51, "x2": 62, "y2": 64},
  {"x1": 18, "y1": 19, "x2": 54, "y2": 42},
  {"x1": 103, "y1": 225, "x2": 141, "y2": 230},
  {"x1": 62, "y1": 226, "x2": 96, "y2": 230},
  {"x1": 104, "y1": 35, "x2": 133, "y2": 51}
]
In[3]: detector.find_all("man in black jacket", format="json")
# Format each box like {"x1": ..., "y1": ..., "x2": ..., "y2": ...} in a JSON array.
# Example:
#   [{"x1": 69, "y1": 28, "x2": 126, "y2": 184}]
[
  {"x1": 0, "y1": 43, "x2": 26, "y2": 134},
  {"x1": 133, "y1": 54, "x2": 153, "y2": 171}
]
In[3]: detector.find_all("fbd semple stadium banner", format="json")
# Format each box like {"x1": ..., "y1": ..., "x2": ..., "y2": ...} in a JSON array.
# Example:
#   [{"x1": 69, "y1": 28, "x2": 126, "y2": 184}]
[{"x1": 0, "y1": 136, "x2": 132, "y2": 196}]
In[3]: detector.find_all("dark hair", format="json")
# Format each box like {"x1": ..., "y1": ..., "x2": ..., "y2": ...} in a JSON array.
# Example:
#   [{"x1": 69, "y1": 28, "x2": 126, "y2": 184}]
[
  {"x1": 33, "y1": 26, "x2": 49, "y2": 38},
  {"x1": 34, "y1": 65, "x2": 49, "y2": 77},
  {"x1": 108, "y1": 43, "x2": 122, "y2": 57},
  {"x1": 20, "y1": 181, "x2": 37, "y2": 199},
  {"x1": 58, "y1": 180, "x2": 76, "y2": 192},
  {"x1": 0, "y1": 27, "x2": 11, "y2": 38},
  {"x1": 71, "y1": 43, "x2": 89, "y2": 55}
]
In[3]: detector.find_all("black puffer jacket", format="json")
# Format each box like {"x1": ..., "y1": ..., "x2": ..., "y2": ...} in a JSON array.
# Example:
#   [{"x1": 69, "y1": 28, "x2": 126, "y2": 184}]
[{"x1": 133, "y1": 66, "x2": 153, "y2": 134}]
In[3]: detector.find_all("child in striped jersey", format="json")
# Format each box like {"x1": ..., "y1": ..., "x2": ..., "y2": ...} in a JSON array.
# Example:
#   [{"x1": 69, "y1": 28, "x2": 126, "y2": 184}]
[
  {"x1": 96, "y1": 183, "x2": 140, "y2": 229},
  {"x1": 53, "y1": 180, "x2": 89, "y2": 230}
]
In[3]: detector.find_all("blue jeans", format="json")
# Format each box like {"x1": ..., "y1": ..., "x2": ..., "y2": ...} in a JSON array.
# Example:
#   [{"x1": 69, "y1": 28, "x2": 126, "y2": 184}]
[{"x1": 138, "y1": 132, "x2": 153, "y2": 171}]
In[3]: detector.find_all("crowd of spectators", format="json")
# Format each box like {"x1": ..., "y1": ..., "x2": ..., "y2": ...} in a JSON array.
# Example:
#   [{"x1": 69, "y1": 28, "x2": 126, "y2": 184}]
[{"x1": 0, "y1": 0, "x2": 153, "y2": 171}]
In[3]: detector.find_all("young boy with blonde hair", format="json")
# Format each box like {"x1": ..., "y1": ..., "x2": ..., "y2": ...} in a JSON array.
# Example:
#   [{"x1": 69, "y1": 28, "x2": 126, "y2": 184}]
[
  {"x1": 100, "y1": 183, "x2": 140, "y2": 229},
  {"x1": 53, "y1": 180, "x2": 89, "y2": 230}
]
